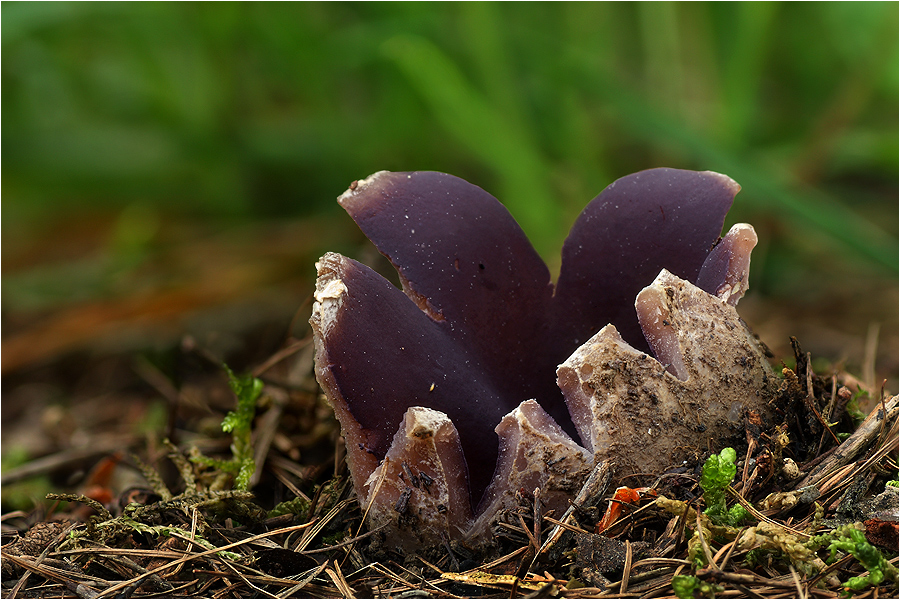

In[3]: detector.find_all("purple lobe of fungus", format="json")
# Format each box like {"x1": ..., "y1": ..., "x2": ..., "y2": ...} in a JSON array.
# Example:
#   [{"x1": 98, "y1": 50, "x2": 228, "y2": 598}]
[
  {"x1": 315, "y1": 168, "x2": 740, "y2": 505},
  {"x1": 553, "y1": 168, "x2": 740, "y2": 354},
  {"x1": 312, "y1": 252, "x2": 514, "y2": 499}
]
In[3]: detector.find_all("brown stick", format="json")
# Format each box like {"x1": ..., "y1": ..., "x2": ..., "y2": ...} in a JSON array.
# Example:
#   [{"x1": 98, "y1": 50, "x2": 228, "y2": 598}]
[{"x1": 796, "y1": 395, "x2": 898, "y2": 489}]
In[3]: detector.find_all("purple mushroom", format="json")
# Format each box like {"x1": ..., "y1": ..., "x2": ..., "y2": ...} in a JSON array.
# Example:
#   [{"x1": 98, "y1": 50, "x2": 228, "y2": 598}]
[{"x1": 309, "y1": 169, "x2": 776, "y2": 549}]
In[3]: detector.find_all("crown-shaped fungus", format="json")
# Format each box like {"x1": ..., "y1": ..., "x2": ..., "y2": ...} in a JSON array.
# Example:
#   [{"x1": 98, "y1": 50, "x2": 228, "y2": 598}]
[{"x1": 309, "y1": 169, "x2": 778, "y2": 550}]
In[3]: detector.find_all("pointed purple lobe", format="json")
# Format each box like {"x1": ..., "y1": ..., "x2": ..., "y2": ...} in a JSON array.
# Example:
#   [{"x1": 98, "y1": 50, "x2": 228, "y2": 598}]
[
  {"x1": 338, "y1": 172, "x2": 568, "y2": 434},
  {"x1": 696, "y1": 223, "x2": 758, "y2": 305},
  {"x1": 554, "y1": 168, "x2": 739, "y2": 352}
]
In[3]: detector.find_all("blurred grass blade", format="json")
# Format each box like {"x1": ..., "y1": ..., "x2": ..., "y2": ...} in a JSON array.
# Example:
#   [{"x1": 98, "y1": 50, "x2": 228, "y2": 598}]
[
  {"x1": 574, "y1": 60, "x2": 898, "y2": 272},
  {"x1": 458, "y1": 2, "x2": 529, "y2": 132},
  {"x1": 381, "y1": 33, "x2": 561, "y2": 259},
  {"x1": 716, "y1": 2, "x2": 778, "y2": 147}
]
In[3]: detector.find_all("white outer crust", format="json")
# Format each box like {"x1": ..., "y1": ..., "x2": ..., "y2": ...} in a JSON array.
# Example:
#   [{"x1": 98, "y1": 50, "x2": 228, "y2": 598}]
[{"x1": 558, "y1": 270, "x2": 777, "y2": 480}]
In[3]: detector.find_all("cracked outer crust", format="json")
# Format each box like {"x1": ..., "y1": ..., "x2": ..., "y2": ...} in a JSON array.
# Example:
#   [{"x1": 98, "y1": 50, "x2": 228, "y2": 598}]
[
  {"x1": 469, "y1": 400, "x2": 593, "y2": 542},
  {"x1": 558, "y1": 270, "x2": 778, "y2": 480},
  {"x1": 363, "y1": 407, "x2": 474, "y2": 551}
]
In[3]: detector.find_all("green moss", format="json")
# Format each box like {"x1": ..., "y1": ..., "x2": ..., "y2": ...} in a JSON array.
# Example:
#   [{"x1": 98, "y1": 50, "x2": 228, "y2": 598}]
[
  {"x1": 268, "y1": 495, "x2": 311, "y2": 519},
  {"x1": 846, "y1": 390, "x2": 869, "y2": 425},
  {"x1": 188, "y1": 364, "x2": 263, "y2": 491},
  {"x1": 672, "y1": 575, "x2": 722, "y2": 598},
  {"x1": 701, "y1": 447, "x2": 750, "y2": 527},
  {"x1": 821, "y1": 525, "x2": 898, "y2": 595}
]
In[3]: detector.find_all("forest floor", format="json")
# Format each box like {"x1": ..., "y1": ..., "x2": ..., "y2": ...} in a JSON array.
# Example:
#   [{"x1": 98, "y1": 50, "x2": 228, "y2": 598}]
[{"x1": 2, "y1": 215, "x2": 898, "y2": 598}]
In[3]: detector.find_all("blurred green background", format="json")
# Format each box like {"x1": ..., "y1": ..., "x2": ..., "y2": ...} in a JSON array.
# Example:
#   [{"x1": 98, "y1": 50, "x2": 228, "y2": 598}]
[{"x1": 2, "y1": 1, "x2": 898, "y2": 381}]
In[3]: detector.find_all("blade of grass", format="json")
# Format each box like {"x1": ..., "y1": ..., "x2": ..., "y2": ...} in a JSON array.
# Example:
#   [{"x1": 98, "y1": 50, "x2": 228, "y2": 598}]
[
  {"x1": 380, "y1": 33, "x2": 561, "y2": 259},
  {"x1": 571, "y1": 57, "x2": 897, "y2": 272}
]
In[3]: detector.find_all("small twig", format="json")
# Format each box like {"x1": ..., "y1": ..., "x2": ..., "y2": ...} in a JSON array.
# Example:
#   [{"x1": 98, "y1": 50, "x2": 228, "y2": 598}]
[
  {"x1": 268, "y1": 458, "x2": 314, "y2": 500},
  {"x1": 2, "y1": 552, "x2": 105, "y2": 595},
  {"x1": 458, "y1": 546, "x2": 529, "y2": 575},
  {"x1": 620, "y1": 540, "x2": 633, "y2": 594},
  {"x1": 367, "y1": 562, "x2": 426, "y2": 595},
  {"x1": 669, "y1": 498, "x2": 689, "y2": 557},
  {"x1": 353, "y1": 459, "x2": 388, "y2": 540},
  {"x1": 440, "y1": 530, "x2": 461, "y2": 573},
  {"x1": 216, "y1": 553, "x2": 278, "y2": 599},
  {"x1": 878, "y1": 385, "x2": 890, "y2": 440},
  {"x1": 863, "y1": 322, "x2": 879, "y2": 395},
  {"x1": 252, "y1": 336, "x2": 311, "y2": 378},
  {"x1": 300, "y1": 521, "x2": 391, "y2": 555},
  {"x1": 711, "y1": 538, "x2": 737, "y2": 572},
  {"x1": 133, "y1": 355, "x2": 182, "y2": 406},
  {"x1": 816, "y1": 375, "x2": 840, "y2": 456},
  {"x1": 740, "y1": 442, "x2": 755, "y2": 498},
  {"x1": 103, "y1": 553, "x2": 174, "y2": 596},
  {"x1": 250, "y1": 399, "x2": 283, "y2": 488},
  {"x1": 53, "y1": 546, "x2": 186, "y2": 559},
  {"x1": 517, "y1": 513, "x2": 540, "y2": 554},
  {"x1": 728, "y1": 488, "x2": 812, "y2": 540},
  {"x1": 276, "y1": 563, "x2": 328, "y2": 598},
  {"x1": 695, "y1": 567, "x2": 803, "y2": 589},
  {"x1": 805, "y1": 352, "x2": 840, "y2": 446},
  {"x1": 531, "y1": 460, "x2": 611, "y2": 568},
  {"x1": 694, "y1": 509, "x2": 717, "y2": 569},
  {"x1": 630, "y1": 557, "x2": 692, "y2": 569},
  {"x1": 788, "y1": 564, "x2": 806, "y2": 599},
  {"x1": 387, "y1": 560, "x2": 457, "y2": 598},
  {"x1": 294, "y1": 498, "x2": 355, "y2": 553},
  {"x1": 541, "y1": 516, "x2": 590, "y2": 535},
  {"x1": 732, "y1": 583, "x2": 768, "y2": 599}
]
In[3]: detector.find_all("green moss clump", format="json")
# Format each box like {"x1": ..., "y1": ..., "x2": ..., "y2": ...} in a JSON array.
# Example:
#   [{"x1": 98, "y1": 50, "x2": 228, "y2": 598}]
[{"x1": 701, "y1": 448, "x2": 750, "y2": 527}]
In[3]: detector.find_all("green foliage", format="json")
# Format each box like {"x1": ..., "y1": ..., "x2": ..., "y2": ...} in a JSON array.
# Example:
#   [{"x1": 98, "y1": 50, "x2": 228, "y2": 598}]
[
  {"x1": 189, "y1": 364, "x2": 263, "y2": 490},
  {"x1": 700, "y1": 447, "x2": 750, "y2": 527},
  {"x1": 655, "y1": 496, "x2": 741, "y2": 569},
  {"x1": 739, "y1": 521, "x2": 825, "y2": 577},
  {"x1": 672, "y1": 575, "x2": 722, "y2": 599},
  {"x1": 846, "y1": 390, "x2": 869, "y2": 426},
  {"x1": 268, "y1": 496, "x2": 310, "y2": 519},
  {"x1": 222, "y1": 365, "x2": 263, "y2": 490},
  {"x1": 1, "y1": 447, "x2": 54, "y2": 511},
  {"x1": 744, "y1": 548, "x2": 769, "y2": 568},
  {"x1": 2, "y1": 2, "x2": 896, "y2": 290},
  {"x1": 222, "y1": 364, "x2": 263, "y2": 433},
  {"x1": 701, "y1": 447, "x2": 736, "y2": 512},
  {"x1": 824, "y1": 525, "x2": 898, "y2": 594}
]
